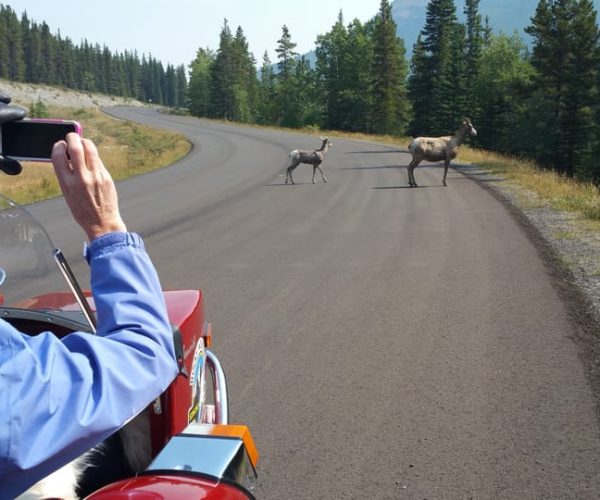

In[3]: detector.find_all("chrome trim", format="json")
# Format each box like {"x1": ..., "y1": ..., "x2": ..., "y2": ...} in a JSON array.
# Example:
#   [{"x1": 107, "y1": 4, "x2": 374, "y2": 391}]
[
  {"x1": 206, "y1": 350, "x2": 229, "y2": 425},
  {"x1": 147, "y1": 424, "x2": 257, "y2": 491}
]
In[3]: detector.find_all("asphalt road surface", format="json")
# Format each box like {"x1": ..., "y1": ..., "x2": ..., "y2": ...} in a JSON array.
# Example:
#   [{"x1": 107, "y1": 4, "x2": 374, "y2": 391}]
[{"x1": 33, "y1": 108, "x2": 600, "y2": 499}]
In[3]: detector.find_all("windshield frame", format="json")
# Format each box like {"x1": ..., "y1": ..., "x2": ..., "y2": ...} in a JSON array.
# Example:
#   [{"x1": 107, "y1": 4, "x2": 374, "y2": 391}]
[{"x1": 0, "y1": 194, "x2": 96, "y2": 332}]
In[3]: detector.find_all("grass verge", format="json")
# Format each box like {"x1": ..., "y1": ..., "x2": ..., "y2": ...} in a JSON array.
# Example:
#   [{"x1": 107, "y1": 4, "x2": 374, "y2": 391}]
[
  {"x1": 0, "y1": 106, "x2": 191, "y2": 205},
  {"x1": 459, "y1": 148, "x2": 600, "y2": 223}
]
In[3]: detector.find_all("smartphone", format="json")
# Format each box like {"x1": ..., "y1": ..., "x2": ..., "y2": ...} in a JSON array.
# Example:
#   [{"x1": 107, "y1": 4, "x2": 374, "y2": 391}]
[{"x1": 0, "y1": 118, "x2": 82, "y2": 162}]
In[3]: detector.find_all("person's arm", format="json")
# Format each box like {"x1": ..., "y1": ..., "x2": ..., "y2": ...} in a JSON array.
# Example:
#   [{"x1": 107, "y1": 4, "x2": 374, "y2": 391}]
[
  {"x1": 1, "y1": 233, "x2": 178, "y2": 497},
  {"x1": 0, "y1": 134, "x2": 178, "y2": 497}
]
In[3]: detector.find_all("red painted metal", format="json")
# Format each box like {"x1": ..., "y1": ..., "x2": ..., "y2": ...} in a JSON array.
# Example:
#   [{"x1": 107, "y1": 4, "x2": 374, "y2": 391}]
[
  {"x1": 149, "y1": 290, "x2": 205, "y2": 454},
  {"x1": 87, "y1": 474, "x2": 250, "y2": 499}
]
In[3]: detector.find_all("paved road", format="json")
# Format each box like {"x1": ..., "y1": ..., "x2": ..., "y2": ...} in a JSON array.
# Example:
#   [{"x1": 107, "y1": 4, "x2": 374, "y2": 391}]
[{"x1": 35, "y1": 108, "x2": 600, "y2": 498}]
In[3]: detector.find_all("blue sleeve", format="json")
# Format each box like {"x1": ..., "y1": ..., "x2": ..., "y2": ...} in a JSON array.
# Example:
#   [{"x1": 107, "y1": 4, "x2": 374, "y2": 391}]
[{"x1": 0, "y1": 232, "x2": 179, "y2": 498}]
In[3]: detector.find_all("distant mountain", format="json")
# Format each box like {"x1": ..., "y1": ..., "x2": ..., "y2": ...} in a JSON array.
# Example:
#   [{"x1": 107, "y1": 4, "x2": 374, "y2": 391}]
[{"x1": 392, "y1": 0, "x2": 600, "y2": 52}]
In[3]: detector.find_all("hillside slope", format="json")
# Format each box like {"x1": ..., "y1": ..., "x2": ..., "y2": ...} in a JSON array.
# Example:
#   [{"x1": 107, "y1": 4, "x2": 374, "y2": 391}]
[{"x1": 1, "y1": 79, "x2": 145, "y2": 109}]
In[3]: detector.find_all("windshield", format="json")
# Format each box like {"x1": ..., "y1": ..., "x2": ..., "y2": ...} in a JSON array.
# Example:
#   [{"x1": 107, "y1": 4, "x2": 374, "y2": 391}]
[{"x1": 0, "y1": 194, "x2": 84, "y2": 313}]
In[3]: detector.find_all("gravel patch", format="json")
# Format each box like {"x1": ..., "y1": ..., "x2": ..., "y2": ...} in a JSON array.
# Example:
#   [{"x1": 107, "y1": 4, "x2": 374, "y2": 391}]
[{"x1": 1, "y1": 79, "x2": 146, "y2": 109}]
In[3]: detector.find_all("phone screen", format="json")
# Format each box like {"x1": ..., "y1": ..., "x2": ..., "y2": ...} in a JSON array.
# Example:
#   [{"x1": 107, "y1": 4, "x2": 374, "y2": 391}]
[{"x1": 1, "y1": 120, "x2": 80, "y2": 161}]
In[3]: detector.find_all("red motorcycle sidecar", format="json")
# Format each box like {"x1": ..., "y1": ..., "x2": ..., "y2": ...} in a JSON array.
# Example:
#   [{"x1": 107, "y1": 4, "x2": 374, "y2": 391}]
[{"x1": 11, "y1": 289, "x2": 259, "y2": 499}]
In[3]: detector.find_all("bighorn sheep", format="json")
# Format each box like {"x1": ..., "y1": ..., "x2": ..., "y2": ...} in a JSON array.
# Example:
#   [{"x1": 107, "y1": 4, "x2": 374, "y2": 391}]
[
  {"x1": 285, "y1": 137, "x2": 333, "y2": 185},
  {"x1": 407, "y1": 118, "x2": 477, "y2": 187}
]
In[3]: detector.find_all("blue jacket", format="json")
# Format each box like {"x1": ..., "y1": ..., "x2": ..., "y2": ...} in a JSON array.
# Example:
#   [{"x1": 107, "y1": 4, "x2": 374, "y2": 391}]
[{"x1": 0, "y1": 232, "x2": 179, "y2": 498}]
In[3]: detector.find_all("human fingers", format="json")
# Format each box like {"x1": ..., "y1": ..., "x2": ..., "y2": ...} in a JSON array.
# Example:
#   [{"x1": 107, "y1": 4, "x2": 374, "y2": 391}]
[
  {"x1": 64, "y1": 132, "x2": 87, "y2": 172},
  {"x1": 80, "y1": 137, "x2": 106, "y2": 174},
  {"x1": 51, "y1": 140, "x2": 73, "y2": 191},
  {"x1": 51, "y1": 140, "x2": 69, "y2": 169}
]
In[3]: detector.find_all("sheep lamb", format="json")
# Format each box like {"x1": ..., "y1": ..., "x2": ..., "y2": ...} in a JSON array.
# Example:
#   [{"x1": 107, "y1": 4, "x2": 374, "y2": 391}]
[{"x1": 285, "y1": 137, "x2": 333, "y2": 185}]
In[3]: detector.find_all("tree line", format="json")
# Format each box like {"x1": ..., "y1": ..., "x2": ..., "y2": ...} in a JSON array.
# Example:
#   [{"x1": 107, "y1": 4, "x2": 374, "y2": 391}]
[
  {"x1": 2, "y1": 1, "x2": 600, "y2": 183},
  {"x1": 189, "y1": 0, "x2": 600, "y2": 183},
  {"x1": 0, "y1": 3, "x2": 187, "y2": 107}
]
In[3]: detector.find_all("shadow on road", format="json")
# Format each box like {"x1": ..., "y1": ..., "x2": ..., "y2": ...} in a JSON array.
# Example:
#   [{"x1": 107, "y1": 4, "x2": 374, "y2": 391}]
[
  {"x1": 338, "y1": 165, "x2": 404, "y2": 171},
  {"x1": 263, "y1": 182, "x2": 328, "y2": 187},
  {"x1": 346, "y1": 149, "x2": 406, "y2": 154},
  {"x1": 372, "y1": 184, "x2": 448, "y2": 190}
]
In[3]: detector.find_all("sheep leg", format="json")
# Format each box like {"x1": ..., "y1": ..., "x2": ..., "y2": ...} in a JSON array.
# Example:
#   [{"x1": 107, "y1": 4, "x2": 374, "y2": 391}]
[
  {"x1": 312, "y1": 165, "x2": 317, "y2": 184},
  {"x1": 316, "y1": 164, "x2": 327, "y2": 183},
  {"x1": 407, "y1": 159, "x2": 420, "y2": 187},
  {"x1": 442, "y1": 160, "x2": 449, "y2": 187},
  {"x1": 285, "y1": 163, "x2": 298, "y2": 185}
]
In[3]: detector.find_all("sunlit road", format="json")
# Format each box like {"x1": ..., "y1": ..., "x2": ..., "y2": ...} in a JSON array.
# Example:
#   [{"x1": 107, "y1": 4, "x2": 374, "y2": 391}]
[{"x1": 32, "y1": 107, "x2": 600, "y2": 498}]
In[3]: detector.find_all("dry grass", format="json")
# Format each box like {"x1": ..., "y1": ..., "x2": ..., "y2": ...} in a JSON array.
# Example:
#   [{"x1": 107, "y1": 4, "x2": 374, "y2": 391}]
[
  {"x1": 459, "y1": 147, "x2": 600, "y2": 222},
  {"x1": 0, "y1": 106, "x2": 191, "y2": 205}
]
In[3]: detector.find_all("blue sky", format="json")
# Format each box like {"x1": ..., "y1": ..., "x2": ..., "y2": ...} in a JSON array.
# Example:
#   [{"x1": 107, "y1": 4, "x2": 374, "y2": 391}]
[{"x1": 4, "y1": 0, "x2": 383, "y2": 68}]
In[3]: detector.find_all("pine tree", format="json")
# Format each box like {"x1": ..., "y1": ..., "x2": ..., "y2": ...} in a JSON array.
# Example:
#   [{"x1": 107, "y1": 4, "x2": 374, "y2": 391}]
[
  {"x1": 474, "y1": 32, "x2": 535, "y2": 153},
  {"x1": 0, "y1": 6, "x2": 12, "y2": 79},
  {"x1": 28, "y1": 22, "x2": 44, "y2": 84},
  {"x1": 345, "y1": 19, "x2": 375, "y2": 132},
  {"x1": 230, "y1": 26, "x2": 257, "y2": 123},
  {"x1": 1, "y1": 5, "x2": 25, "y2": 81},
  {"x1": 408, "y1": 0, "x2": 465, "y2": 135},
  {"x1": 165, "y1": 64, "x2": 177, "y2": 107},
  {"x1": 257, "y1": 51, "x2": 277, "y2": 125},
  {"x1": 275, "y1": 25, "x2": 300, "y2": 127},
  {"x1": 275, "y1": 25, "x2": 297, "y2": 81},
  {"x1": 209, "y1": 19, "x2": 235, "y2": 119},
  {"x1": 316, "y1": 14, "x2": 375, "y2": 132},
  {"x1": 526, "y1": 0, "x2": 600, "y2": 177},
  {"x1": 294, "y1": 55, "x2": 320, "y2": 127},
  {"x1": 76, "y1": 40, "x2": 96, "y2": 91},
  {"x1": 55, "y1": 33, "x2": 76, "y2": 88},
  {"x1": 175, "y1": 64, "x2": 188, "y2": 108},
  {"x1": 370, "y1": 0, "x2": 409, "y2": 135},
  {"x1": 316, "y1": 12, "x2": 350, "y2": 130},
  {"x1": 39, "y1": 22, "x2": 56, "y2": 85},
  {"x1": 463, "y1": 0, "x2": 484, "y2": 119}
]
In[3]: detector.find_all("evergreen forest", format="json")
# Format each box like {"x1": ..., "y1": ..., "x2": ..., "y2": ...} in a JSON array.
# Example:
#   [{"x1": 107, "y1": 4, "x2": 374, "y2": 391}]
[
  {"x1": 2, "y1": 1, "x2": 600, "y2": 183},
  {"x1": 0, "y1": 4, "x2": 187, "y2": 107}
]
